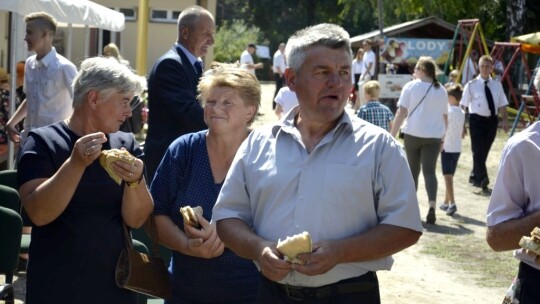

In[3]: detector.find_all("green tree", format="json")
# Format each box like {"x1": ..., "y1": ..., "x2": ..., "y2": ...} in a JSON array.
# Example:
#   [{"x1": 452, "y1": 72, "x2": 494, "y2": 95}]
[{"x1": 213, "y1": 19, "x2": 262, "y2": 64}]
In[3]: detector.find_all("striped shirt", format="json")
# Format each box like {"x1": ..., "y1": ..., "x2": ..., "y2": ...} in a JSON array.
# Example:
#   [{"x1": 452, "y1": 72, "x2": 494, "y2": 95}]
[{"x1": 358, "y1": 100, "x2": 394, "y2": 131}]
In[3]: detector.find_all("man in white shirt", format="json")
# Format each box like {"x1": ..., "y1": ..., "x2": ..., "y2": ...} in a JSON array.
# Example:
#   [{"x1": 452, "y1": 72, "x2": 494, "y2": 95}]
[
  {"x1": 214, "y1": 23, "x2": 422, "y2": 304},
  {"x1": 7, "y1": 12, "x2": 77, "y2": 146},
  {"x1": 361, "y1": 39, "x2": 376, "y2": 81},
  {"x1": 240, "y1": 44, "x2": 263, "y2": 77},
  {"x1": 272, "y1": 43, "x2": 287, "y2": 108},
  {"x1": 460, "y1": 55, "x2": 508, "y2": 193}
]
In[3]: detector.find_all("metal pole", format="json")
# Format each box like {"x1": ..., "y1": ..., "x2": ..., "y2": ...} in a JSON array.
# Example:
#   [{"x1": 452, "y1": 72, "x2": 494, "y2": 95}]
[
  {"x1": 136, "y1": 0, "x2": 149, "y2": 76},
  {"x1": 378, "y1": 0, "x2": 384, "y2": 36}
]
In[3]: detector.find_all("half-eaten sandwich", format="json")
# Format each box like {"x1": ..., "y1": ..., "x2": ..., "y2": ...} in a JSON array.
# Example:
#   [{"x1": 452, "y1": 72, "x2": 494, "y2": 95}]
[
  {"x1": 276, "y1": 231, "x2": 312, "y2": 264},
  {"x1": 180, "y1": 206, "x2": 203, "y2": 229},
  {"x1": 519, "y1": 227, "x2": 540, "y2": 255},
  {"x1": 99, "y1": 149, "x2": 136, "y2": 185}
]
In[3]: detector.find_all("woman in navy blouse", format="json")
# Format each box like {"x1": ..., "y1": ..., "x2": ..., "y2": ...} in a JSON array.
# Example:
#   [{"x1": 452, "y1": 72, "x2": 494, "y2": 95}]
[{"x1": 150, "y1": 64, "x2": 261, "y2": 303}]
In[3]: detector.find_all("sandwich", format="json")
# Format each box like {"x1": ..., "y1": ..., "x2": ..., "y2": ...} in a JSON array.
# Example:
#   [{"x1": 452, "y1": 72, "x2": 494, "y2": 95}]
[
  {"x1": 180, "y1": 206, "x2": 203, "y2": 229},
  {"x1": 99, "y1": 149, "x2": 136, "y2": 185},
  {"x1": 276, "y1": 231, "x2": 312, "y2": 264},
  {"x1": 519, "y1": 227, "x2": 540, "y2": 255}
]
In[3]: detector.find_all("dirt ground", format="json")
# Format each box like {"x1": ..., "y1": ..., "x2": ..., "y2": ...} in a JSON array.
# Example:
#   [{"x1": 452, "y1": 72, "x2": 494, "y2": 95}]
[{"x1": 3, "y1": 82, "x2": 517, "y2": 303}]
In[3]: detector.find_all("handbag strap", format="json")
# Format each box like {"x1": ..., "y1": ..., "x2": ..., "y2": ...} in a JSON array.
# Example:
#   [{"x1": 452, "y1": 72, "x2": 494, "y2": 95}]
[
  {"x1": 121, "y1": 221, "x2": 134, "y2": 249},
  {"x1": 408, "y1": 81, "x2": 434, "y2": 118},
  {"x1": 121, "y1": 214, "x2": 160, "y2": 257},
  {"x1": 144, "y1": 213, "x2": 161, "y2": 257}
]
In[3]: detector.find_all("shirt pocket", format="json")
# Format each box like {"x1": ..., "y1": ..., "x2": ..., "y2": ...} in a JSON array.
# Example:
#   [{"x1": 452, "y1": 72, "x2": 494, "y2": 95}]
[{"x1": 322, "y1": 164, "x2": 375, "y2": 211}]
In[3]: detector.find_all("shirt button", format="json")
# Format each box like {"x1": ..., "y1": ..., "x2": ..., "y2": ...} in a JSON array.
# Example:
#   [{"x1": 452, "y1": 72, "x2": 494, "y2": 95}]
[{"x1": 299, "y1": 195, "x2": 304, "y2": 200}]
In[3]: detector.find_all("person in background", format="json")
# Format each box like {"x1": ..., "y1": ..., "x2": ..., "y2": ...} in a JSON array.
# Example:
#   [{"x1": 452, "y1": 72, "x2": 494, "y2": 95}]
[
  {"x1": 446, "y1": 69, "x2": 459, "y2": 86},
  {"x1": 145, "y1": 6, "x2": 215, "y2": 181},
  {"x1": 439, "y1": 84, "x2": 466, "y2": 216},
  {"x1": 16, "y1": 61, "x2": 26, "y2": 103},
  {"x1": 213, "y1": 23, "x2": 422, "y2": 304},
  {"x1": 150, "y1": 64, "x2": 260, "y2": 303},
  {"x1": 486, "y1": 119, "x2": 540, "y2": 303},
  {"x1": 17, "y1": 56, "x2": 153, "y2": 303},
  {"x1": 240, "y1": 44, "x2": 263, "y2": 76},
  {"x1": 461, "y1": 50, "x2": 478, "y2": 85},
  {"x1": 0, "y1": 68, "x2": 10, "y2": 143},
  {"x1": 361, "y1": 39, "x2": 376, "y2": 81},
  {"x1": 103, "y1": 42, "x2": 130, "y2": 67},
  {"x1": 357, "y1": 80, "x2": 394, "y2": 132},
  {"x1": 460, "y1": 55, "x2": 508, "y2": 194},
  {"x1": 272, "y1": 43, "x2": 287, "y2": 108},
  {"x1": 274, "y1": 86, "x2": 298, "y2": 119},
  {"x1": 390, "y1": 56, "x2": 448, "y2": 225},
  {"x1": 351, "y1": 48, "x2": 364, "y2": 111},
  {"x1": 6, "y1": 12, "x2": 77, "y2": 147}
]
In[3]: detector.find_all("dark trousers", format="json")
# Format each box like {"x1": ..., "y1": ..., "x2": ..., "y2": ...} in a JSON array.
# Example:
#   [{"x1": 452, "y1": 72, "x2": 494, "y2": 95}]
[
  {"x1": 516, "y1": 262, "x2": 540, "y2": 303},
  {"x1": 273, "y1": 73, "x2": 284, "y2": 109},
  {"x1": 256, "y1": 272, "x2": 380, "y2": 304},
  {"x1": 468, "y1": 114, "x2": 498, "y2": 186}
]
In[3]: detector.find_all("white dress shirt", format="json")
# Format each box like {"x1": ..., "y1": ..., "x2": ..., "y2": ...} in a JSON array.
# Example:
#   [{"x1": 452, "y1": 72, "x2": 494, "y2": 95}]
[
  {"x1": 272, "y1": 50, "x2": 286, "y2": 74},
  {"x1": 23, "y1": 47, "x2": 77, "y2": 143},
  {"x1": 460, "y1": 76, "x2": 508, "y2": 117},
  {"x1": 240, "y1": 50, "x2": 255, "y2": 75},
  {"x1": 487, "y1": 122, "x2": 540, "y2": 270},
  {"x1": 213, "y1": 111, "x2": 423, "y2": 287}
]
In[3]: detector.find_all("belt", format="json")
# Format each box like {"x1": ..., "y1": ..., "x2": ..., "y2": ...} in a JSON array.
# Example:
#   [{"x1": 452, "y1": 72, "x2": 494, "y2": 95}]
[{"x1": 271, "y1": 272, "x2": 377, "y2": 301}]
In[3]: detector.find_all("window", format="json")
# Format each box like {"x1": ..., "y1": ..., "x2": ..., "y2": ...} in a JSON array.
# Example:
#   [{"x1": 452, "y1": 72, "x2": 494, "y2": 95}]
[
  {"x1": 110, "y1": 7, "x2": 137, "y2": 22},
  {"x1": 150, "y1": 9, "x2": 181, "y2": 23},
  {"x1": 119, "y1": 8, "x2": 137, "y2": 21}
]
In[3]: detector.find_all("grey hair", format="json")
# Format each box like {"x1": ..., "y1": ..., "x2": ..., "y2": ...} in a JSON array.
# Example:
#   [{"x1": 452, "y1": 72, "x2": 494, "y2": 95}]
[
  {"x1": 285, "y1": 23, "x2": 352, "y2": 72},
  {"x1": 72, "y1": 57, "x2": 143, "y2": 108},
  {"x1": 177, "y1": 5, "x2": 213, "y2": 31}
]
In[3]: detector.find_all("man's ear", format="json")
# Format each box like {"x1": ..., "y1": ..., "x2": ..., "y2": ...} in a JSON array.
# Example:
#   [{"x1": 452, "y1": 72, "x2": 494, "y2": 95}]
[
  {"x1": 87, "y1": 90, "x2": 100, "y2": 109},
  {"x1": 180, "y1": 27, "x2": 189, "y2": 41},
  {"x1": 284, "y1": 68, "x2": 296, "y2": 91}
]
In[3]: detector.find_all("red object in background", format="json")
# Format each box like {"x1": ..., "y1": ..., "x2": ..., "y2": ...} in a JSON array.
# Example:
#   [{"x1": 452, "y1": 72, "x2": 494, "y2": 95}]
[{"x1": 349, "y1": 87, "x2": 357, "y2": 103}]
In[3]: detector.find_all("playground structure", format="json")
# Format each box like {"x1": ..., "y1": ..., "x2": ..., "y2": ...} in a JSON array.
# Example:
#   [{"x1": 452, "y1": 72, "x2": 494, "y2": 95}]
[{"x1": 443, "y1": 19, "x2": 540, "y2": 135}]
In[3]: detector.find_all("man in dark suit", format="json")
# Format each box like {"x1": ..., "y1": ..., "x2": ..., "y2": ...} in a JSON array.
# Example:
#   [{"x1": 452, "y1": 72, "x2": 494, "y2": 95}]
[{"x1": 145, "y1": 5, "x2": 215, "y2": 181}]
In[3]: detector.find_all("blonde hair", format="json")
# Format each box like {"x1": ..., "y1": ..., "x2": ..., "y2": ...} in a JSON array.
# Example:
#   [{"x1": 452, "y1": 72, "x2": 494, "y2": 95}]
[
  {"x1": 363, "y1": 80, "x2": 380, "y2": 99},
  {"x1": 103, "y1": 43, "x2": 122, "y2": 60},
  {"x1": 197, "y1": 64, "x2": 261, "y2": 125},
  {"x1": 24, "y1": 12, "x2": 57, "y2": 34}
]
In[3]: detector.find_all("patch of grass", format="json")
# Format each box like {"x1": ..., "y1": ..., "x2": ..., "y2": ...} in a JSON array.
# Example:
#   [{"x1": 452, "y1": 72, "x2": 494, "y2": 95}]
[{"x1": 421, "y1": 232, "x2": 518, "y2": 288}]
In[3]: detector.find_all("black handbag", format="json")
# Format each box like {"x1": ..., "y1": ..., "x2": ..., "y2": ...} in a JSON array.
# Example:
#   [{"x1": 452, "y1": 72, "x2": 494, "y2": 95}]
[{"x1": 115, "y1": 215, "x2": 172, "y2": 299}]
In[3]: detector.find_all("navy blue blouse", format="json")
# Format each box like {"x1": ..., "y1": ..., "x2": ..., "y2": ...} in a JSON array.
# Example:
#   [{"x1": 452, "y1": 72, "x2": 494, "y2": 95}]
[
  {"x1": 151, "y1": 130, "x2": 259, "y2": 304},
  {"x1": 17, "y1": 122, "x2": 140, "y2": 304}
]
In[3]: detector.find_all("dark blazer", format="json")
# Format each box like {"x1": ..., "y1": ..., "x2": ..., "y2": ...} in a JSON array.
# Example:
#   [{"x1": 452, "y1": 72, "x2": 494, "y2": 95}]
[{"x1": 145, "y1": 45, "x2": 207, "y2": 181}]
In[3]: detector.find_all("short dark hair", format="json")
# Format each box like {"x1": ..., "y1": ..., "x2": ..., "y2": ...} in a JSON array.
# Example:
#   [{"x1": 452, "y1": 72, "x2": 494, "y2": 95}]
[{"x1": 248, "y1": 44, "x2": 257, "y2": 49}]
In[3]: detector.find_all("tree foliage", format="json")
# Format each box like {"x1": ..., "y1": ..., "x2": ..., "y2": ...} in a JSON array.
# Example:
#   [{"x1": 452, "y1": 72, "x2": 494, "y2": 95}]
[
  {"x1": 215, "y1": 0, "x2": 539, "y2": 57},
  {"x1": 213, "y1": 19, "x2": 262, "y2": 64}
]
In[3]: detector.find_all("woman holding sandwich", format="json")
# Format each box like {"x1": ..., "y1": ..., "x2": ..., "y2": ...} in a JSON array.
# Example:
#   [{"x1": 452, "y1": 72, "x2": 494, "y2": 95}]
[
  {"x1": 150, "y1": 64, "x2": 260, "y2": 303},
  {"x1": 17, "y1": 56, "x2": 153, "y2": 303}
]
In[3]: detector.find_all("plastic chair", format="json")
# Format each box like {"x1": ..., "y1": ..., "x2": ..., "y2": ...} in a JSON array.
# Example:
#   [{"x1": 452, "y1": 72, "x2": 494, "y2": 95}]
[
  {"x1": 0, "y1": 206, "x2": 23, "y2": 304},
  {"x1": 0, "y1": 170, "x2": 17, "y2": 190}
]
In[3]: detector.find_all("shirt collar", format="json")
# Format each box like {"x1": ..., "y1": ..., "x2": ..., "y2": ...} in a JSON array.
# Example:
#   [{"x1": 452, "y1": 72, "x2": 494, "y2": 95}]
[
  {"x1": 38, "y1": 47, "x2": 57, "y2": 68},
  {"x1": 175, "y1": 42, "x2": 201, "y2": 66},
  {"x1": 272, "y1": 106, "x2": 353, "y2": 137}
]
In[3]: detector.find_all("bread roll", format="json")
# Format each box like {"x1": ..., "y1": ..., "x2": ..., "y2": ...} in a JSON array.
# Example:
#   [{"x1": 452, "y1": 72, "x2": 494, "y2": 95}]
[
  {"x1": 180, "y1": 206, "x2": 203, "y2": 228},
  {"x1": 277, "y1": 231, "x2": 312, "y2": 264},
  {"x1": 519, "y1": 227, "x2": 540, "y2": 255},
  {"x1": 99, "y1": 149, "x2": 136, "y2": 185}
]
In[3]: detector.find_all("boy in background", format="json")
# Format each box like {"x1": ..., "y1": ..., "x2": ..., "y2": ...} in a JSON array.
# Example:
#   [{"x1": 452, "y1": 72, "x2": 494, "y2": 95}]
[
  {"x1": 357, "y1": 80, "x2": 394, "y2": 131},
  {"x1": 439, "y1": 84, "x2": 466, "y2": 215}
]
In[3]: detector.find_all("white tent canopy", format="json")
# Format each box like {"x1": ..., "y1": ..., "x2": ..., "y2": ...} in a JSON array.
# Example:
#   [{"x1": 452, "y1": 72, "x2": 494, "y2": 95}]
[{"x1": 0, "y1": 0, "x2": 125, "y2": 31}]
